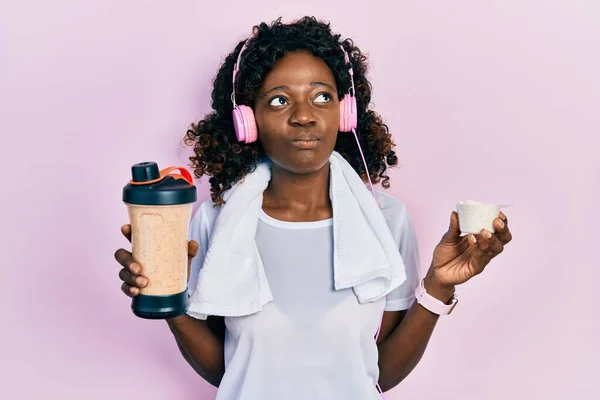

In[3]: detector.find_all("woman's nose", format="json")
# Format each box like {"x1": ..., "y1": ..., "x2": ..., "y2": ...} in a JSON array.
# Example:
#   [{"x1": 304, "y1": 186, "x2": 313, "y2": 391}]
[{"x1": 289, "y1": 101, "x2": 316, "y2": 126}]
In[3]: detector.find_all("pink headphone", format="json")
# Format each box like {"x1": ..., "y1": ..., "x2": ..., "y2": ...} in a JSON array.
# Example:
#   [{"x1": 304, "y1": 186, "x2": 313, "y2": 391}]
[{"x1": 230, "y1": 38, "x2": 376, "y2": 198}]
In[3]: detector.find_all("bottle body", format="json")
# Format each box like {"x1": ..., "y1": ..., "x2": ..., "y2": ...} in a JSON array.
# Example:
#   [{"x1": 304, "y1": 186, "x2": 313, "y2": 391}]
[{"x1": 126, "y1": 203, "x2": 193, "y2": 319}]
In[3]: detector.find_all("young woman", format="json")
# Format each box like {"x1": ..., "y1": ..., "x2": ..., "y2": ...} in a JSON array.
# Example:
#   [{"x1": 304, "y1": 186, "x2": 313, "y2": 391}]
[{"x1": 115, "y1": 16, "x2": 512, "y2": 400}]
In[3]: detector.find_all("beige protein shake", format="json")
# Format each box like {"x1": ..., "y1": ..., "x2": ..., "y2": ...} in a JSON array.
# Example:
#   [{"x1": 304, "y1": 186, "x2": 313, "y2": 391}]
[{"x1": 122, "y1": 162, "x2": 197, "y2": 319}]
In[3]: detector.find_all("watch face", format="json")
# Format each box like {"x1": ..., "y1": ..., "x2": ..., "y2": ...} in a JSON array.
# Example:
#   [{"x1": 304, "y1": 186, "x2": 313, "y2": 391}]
[{"x1": 447, "y1": 298, "x2": 459, "y2": 314}]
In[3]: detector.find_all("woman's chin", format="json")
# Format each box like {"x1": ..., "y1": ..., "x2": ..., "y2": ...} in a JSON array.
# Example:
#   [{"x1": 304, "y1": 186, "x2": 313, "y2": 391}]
[{"x1": 271, "y1": 151, "x2": 332, "y2": 176}]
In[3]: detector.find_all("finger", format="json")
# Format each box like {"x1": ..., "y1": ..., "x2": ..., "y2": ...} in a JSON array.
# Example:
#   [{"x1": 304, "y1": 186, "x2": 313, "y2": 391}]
[
  {"x1": 121, "y1": 224, "x2": 132, "y2": 243},
  {"x1": 467, "y1": 233, "x2": 485, "y2": 268},
  {"x1": 119, "y1": 268, "x2": 148, "y2": 288},
  {"x1": 499, "y1": 211, "x2": 508, "y2": 225},
  {"x1": 493, "y1": 216, "x2": 513, "y2": 244},
  {"x1": 476, "y1": 229, "x2": 493, "y2": 255},
  {"x1": 114, "y1": 248, "x2": 142, "y2": 275},
  {"x1": 468, "y1": 233, "x2": 478, "y2": 246},
  {"x1": 485, "y1": 230, "x2": 504, "y2": 255},
  {"x1": 188, "y1": 240, "x2": 199, "y2": 258},
  {"x1": 121, "y1": 282, "x2": 139, "y2": 297},
  {"x1": 441, "y1": 211, "x2": 461, "y2": 243}
]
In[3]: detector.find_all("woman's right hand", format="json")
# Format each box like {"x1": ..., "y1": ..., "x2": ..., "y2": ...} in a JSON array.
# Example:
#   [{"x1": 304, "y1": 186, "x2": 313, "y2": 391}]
[{"x1": 114, "y1": 224, "x2": 199, "y2": 297}]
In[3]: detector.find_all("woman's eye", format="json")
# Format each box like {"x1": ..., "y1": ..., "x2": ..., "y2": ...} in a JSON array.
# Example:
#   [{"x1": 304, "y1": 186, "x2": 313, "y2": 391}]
[
  {"x1": 314, "y1": 93, "x2": 332, "y2": 103},
  {"x1": 269, "y1": 96, "x2": 288, "y2": 106}
]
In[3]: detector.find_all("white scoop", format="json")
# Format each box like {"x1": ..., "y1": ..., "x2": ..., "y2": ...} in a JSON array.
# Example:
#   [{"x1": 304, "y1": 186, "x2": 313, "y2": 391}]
[{"x1": 456, "y1": 200, "x2": 510, "y2": 234}]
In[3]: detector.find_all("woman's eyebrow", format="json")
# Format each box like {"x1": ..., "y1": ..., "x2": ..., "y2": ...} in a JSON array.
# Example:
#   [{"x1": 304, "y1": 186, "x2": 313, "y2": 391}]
[
  {"x1": 259, "y1": 81, "x2": 336, "y2": 99},
  {"x1": 310, "y1": 81, "x2": 335, "y2": 90},
  {"x1": 259, "y1": 85, "x2": 288, "y2": 98}
]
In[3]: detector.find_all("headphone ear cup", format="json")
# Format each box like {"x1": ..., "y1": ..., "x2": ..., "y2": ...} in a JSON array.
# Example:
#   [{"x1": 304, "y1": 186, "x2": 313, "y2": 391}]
[
  {"x1": 233, "y1": 106, "x2": 246, "y2": 142},
  {"x1": 242, "y1": 106, "x2": 258, "y2": 143},
  {"x1": 233, "y1": 105, "x2": 258, "y2": 143},
  {"x1": 339, "y1": 96, "x2": 349, "y2": 132},
  {"x1": 347, "y1": 95, "x2": 358, "y2": 131},
  {"x1": 339, "y1": 94, "x2": 358, "y2": 132}
]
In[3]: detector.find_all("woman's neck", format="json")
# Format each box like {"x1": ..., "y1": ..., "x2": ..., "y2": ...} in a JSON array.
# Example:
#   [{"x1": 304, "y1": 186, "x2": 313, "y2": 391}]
[{"x1": 262, "y1": 162, "x2": 333, "y2": 222}]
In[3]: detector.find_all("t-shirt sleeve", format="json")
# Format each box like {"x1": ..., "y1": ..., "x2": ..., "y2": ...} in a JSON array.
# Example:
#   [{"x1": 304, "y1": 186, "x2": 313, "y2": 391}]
[
  {"x1": 384, "y1": 205, "x2": 423, "y2": 312},
  {"x1": 187, "y1": 201, "x2": 212, "y2": 296}
]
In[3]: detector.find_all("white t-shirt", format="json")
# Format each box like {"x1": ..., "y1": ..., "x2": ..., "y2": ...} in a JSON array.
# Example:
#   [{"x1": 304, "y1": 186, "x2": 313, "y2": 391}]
[{"x1": 187, "y1": 190, "x2": 422, "y2": 400}]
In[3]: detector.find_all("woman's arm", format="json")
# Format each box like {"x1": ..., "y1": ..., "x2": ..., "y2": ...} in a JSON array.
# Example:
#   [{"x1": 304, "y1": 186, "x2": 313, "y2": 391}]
[
  {"x1": 166, "y1": 315, "x2": 226, "y2": 387},
  {"x1": 376, "y1": 277, "x2": 454, "y2": 391},
  {"x1": 377, "y1": 210, "x2": 512, "y2": 391}
]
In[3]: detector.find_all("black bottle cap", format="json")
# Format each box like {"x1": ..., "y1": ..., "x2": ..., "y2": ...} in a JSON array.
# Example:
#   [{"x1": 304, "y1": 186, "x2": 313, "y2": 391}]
[
  {"x1": 131, "y1": 162, "x2": 160, "y2": 183},
  {"x1": 122, "y1": 162, "x2": 197, "y2": 206}
]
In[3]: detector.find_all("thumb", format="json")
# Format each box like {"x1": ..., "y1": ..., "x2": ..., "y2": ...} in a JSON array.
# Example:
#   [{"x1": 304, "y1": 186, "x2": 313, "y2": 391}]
[
  {"x1": 188, "y1": 240, "x2": 199, "y2": 258},
  {"x1": 440, "y1": 211, "x2": 462, "y2": 243},
  {"x1": 186, "y1": 240, "x2": 199, "y2": 282}
]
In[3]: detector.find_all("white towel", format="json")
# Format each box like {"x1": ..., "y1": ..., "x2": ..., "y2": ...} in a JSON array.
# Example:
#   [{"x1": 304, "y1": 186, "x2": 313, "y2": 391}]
[{"x1": 186, "y1": 151, "x2": 407, "y2": 320}]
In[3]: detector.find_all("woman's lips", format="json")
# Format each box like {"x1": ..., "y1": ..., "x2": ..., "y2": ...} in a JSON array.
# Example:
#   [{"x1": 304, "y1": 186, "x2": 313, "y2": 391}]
[{"x1": 291, "y1": 138, "x2": 320, "y2": 149}]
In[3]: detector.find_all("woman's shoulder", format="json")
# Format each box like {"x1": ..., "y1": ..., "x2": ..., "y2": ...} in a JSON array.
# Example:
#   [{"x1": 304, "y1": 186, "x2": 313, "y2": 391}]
[
  {"x1": 373, "y1": 190, "x2": 416, "y2": 235},
  {"x1": 374, "y1": 190, "x2": 410, "y2": 217},
  {"x1": 190, "y1": 197, "x2": 221, "y2": 235}
]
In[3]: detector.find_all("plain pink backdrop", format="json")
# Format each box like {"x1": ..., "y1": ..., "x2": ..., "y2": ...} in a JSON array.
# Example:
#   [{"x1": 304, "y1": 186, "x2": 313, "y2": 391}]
[{"x1": 1, "y1": 0, "x2": 598, "y2": 399}]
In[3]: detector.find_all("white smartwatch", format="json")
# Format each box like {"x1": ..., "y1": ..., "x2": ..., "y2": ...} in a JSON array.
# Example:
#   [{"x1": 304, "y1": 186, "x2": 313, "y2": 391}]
[{"x1": 414, "y1": 279, "x2": 458, "y2": 315}]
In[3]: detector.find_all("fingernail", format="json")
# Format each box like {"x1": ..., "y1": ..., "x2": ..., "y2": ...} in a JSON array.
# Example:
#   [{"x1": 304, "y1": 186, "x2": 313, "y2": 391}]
[
  {"x1": 471, "y1": 234, "x2": 477, "y2": 244},
  {"x1": 137, "y1": 277, "x2": 148, "y2": 287},
  {"x1": 483, "y1": 230, "x2": 492, "y2": 239},
  {"x1": 130, "y1": 264, "x2": 139, "y2": 274},
  {"x1": 498, "y1": 220, "x2": 505, "y2": 229}
]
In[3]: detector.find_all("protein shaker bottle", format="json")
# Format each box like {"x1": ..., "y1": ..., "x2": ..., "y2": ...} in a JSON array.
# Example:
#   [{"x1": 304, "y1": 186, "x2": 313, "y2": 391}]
[{"x1": 122, "y1": 162, "x2": 197, "y2": 319}]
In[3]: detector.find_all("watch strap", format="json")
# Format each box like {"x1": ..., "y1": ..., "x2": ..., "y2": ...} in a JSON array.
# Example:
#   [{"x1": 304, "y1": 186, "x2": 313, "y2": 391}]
[{"x1": 414, "y1": 279, "x2": 458, "y2": 315}]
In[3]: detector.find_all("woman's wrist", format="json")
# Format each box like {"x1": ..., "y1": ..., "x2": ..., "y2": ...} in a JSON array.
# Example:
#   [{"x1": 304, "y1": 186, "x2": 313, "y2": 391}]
[{"x1": 422, "y1": 274, "x2": 456, "y2": 304}]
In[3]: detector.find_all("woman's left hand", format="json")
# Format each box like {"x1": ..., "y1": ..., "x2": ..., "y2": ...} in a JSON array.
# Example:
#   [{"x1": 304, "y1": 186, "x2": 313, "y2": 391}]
[{"x1": 424, "y1": 211, "x2": 513, "y2": 300}]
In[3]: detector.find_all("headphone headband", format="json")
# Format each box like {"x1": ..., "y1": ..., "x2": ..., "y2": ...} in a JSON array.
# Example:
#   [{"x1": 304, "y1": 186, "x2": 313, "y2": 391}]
[
  {"x1": 231, "y1": 39, "x2": 354, "y2": 107},
  {"x1": 231, "y1": 40, "x2": 251, "y2": 107},
  {"x1": 340, "y1": 45, "x2": 355, "y2": 97}
]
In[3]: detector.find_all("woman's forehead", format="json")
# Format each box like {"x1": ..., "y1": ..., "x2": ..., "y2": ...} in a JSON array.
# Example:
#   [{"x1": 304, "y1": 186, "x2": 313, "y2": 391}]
[{"x1": 260, "y1": 51, "x2": 337, "y2": 90}]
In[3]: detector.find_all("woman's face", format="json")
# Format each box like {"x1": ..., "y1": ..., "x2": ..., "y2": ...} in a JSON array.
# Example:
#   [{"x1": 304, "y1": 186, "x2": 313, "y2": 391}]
[{"x1": 254, "y1": 51, "x2": 340, "y2": 175}]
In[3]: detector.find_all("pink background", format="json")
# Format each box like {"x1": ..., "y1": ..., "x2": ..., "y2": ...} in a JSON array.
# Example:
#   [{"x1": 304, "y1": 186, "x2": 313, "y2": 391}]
[{"x1": 1, "y1": 0, "x2": 598, "y2": 399}]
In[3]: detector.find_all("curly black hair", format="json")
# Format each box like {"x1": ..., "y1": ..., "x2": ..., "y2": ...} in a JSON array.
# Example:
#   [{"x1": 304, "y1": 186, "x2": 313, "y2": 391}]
[{"x1": 184, "y1": 16, "x2": 398, "y2": 206}]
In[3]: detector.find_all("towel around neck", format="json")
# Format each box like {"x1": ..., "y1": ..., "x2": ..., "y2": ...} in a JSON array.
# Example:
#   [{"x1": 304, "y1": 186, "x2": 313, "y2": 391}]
[{"x1": 186, "y1": 151, "x2": 407, "y2": 320}]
